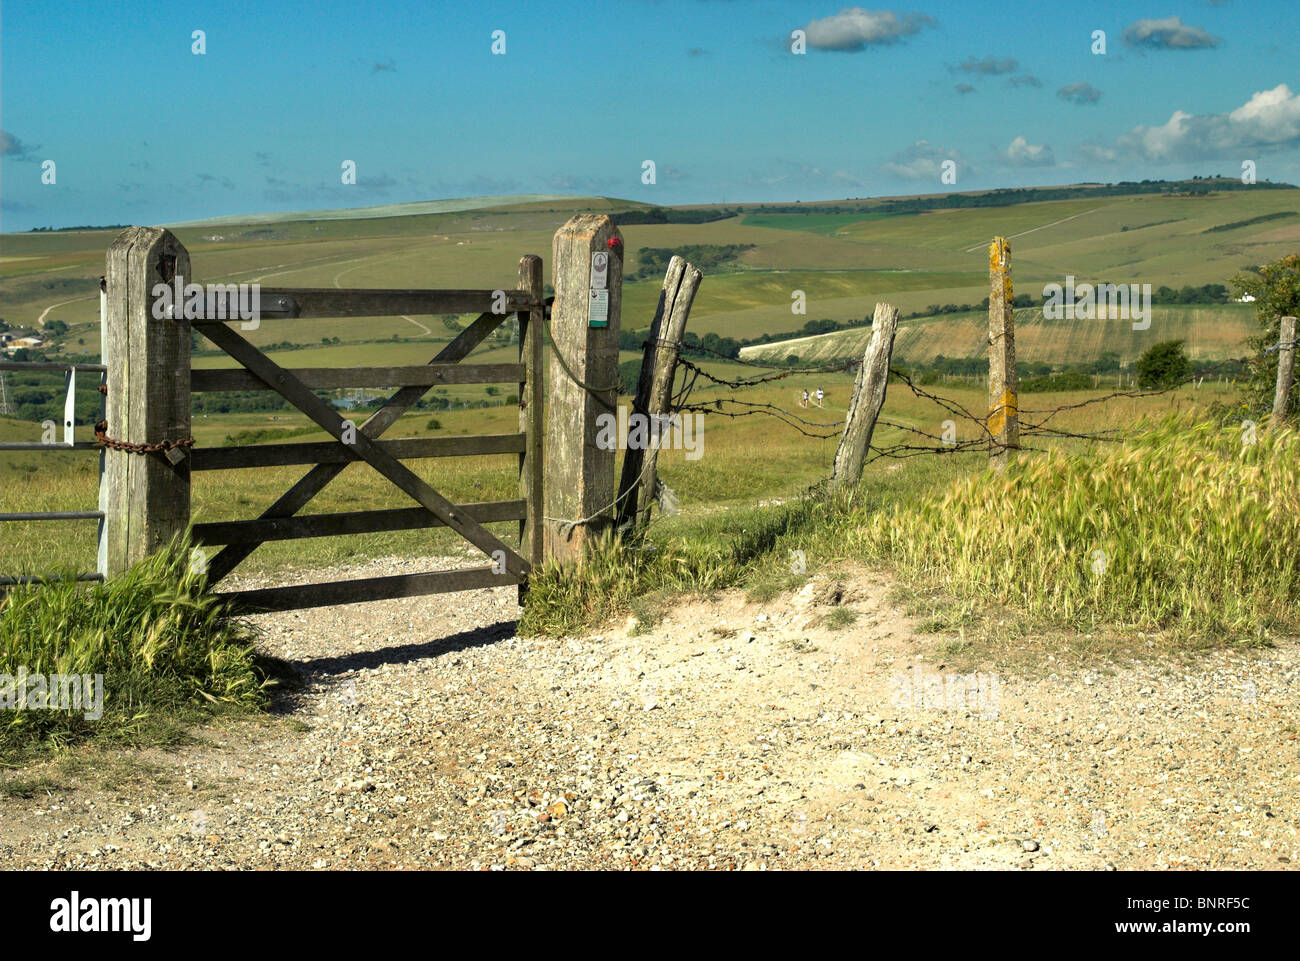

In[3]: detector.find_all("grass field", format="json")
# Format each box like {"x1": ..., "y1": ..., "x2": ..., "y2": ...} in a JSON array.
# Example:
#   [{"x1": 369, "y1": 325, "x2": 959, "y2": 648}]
[{"x1": 1, "y1": 185, "x2": 1291, "y2": 639}]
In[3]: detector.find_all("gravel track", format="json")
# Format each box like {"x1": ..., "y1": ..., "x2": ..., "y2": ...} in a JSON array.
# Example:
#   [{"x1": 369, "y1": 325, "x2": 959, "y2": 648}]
[{"x1": 2, "y1": 555, "x2": 1296, "y2": 871}]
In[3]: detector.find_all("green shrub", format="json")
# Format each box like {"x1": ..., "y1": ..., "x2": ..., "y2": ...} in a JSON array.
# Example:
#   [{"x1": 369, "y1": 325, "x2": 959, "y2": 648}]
[
  {"x1": 1136, "y1": 340, "x2": 1191, "y2": 390},
  {"x1": 222, "y1": 425, "x2": 319, "y2": 446},
  {"x1": 1020, "y1": 371, "x2": 1093, "y2": 392},
  {"x1": 1233, "y1": 254, "x2": 1300, "y2": 419}
]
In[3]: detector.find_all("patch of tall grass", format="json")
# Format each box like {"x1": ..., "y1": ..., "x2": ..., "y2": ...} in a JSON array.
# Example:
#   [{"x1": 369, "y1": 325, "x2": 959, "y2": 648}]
[
  {"x1": 519, "y1": 497, "x2": 845, "y2": 636},
  {"x1": 0, "y1": 542, "x2": 269, "y2": 756},
  {"x1": 852, "y1": 415, "x2": 1299, "y2": 641}
]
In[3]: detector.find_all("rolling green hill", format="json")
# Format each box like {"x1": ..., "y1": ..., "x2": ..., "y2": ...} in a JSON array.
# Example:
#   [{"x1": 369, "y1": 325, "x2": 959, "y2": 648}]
[{"x1": 3, "y1": 183, "x2": 1294, "y2": 373}]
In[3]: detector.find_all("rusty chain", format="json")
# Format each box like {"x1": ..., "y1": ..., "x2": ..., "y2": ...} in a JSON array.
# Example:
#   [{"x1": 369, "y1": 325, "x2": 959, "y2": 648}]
[
  {"x1": 93, "y1": 420, "x2": 195, "y2": 456},
  {"x1": 91, "y1": 381, "x2": 195, "y2": 456}
]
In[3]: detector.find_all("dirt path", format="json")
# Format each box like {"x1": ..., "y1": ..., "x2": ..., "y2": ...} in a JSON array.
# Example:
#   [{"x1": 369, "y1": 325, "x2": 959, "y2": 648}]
[
  {"x1": 35, "y1": 294, "x2": 97, "y2": 327},
  {"x1": 2, "y1": 556, "x2": 1296, "y2": 871},
  {"x1": 960, "y1": 204, "x2": 1115, "y2": 253}
]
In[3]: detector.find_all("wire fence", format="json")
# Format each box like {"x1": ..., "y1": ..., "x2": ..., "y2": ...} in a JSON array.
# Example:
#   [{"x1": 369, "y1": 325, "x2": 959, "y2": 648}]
[
  {"x1": 540, "y1": 322, "x2": 1295, "y2": 533},
  {"x1": 661, "y1": 336, "x2": 1298, "y2": 465}
]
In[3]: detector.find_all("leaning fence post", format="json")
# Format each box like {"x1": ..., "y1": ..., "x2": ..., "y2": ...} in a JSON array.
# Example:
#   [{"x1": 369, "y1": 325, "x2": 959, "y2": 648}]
[
  {"x1": 1272, "y1": 315, "x2": 1297, "y2": 422},
  {"x1": 102, "y1": 227, "x2": 192, "y2": 576},
  {"x1": 987, "y1": 236, "x2": 1018, "y2": 471},
  {"x1": 516, "y1": 254, "x2": 545, "y2": 586},
  {"x1": 544, "y1": 214, "x2": 623, "y2": 565},
  {"x1": 829, "y1": 302, "x2": 900, "y2": 491},
  {"x1": 615, "y1": 256, "x2": 702, "y2": 534}
]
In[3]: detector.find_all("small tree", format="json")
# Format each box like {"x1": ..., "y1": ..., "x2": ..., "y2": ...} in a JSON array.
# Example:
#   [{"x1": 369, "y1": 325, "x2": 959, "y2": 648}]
[
  {"x1": 1136, "y1": 340, "x2": 1190, "y2": 390},
  {"x1": 1233, "y1": 254, "x2": 1300, "y2": 417}
]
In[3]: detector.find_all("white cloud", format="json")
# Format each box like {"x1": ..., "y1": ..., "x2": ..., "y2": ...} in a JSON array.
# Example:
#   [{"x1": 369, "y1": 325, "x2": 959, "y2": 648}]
[
  {"x1": 880, "y1": 140, "x2": 966, "y2": 179},
  {"x1": 801, "y1": 8, "x2": 937, "y2": 51},
  {"x1": 1058, "y1": 82, "x2": 1101, "y2": 105},
  {"x1": 1122, "y1": 16, "x2": 1219, "y2": 50},
  {"x1": 955, "y1": 56, "x2": 1017, "y2": 75},
  {"x1": 1002, "y1": 136, "x2": 1055, "y2": 167},
  {"x1": 1115, "y1": 84, "x2": 1300, "y2": 161},
  {"x1": 1229, "y1": 83, "x2": 1300, "y2": 138}
]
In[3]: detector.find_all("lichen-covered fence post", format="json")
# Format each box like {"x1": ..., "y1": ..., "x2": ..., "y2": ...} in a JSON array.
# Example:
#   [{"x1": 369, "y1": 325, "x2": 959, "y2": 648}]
[
  {"x1": 829, "y1": 302, "x2": 900, "y2": 492},
  {"x1": 101, "y1": 227, "x2": 192, "y2": 575},
  {"x1": 1273, "y1": 315, "x2": 1297, "y2": 422},
  {"x1": 987, "y1": 236, "x2": 1018, "y2": 472},
  {"x1": 544, "y1": 214, "x2": 623, "y2": 565}
]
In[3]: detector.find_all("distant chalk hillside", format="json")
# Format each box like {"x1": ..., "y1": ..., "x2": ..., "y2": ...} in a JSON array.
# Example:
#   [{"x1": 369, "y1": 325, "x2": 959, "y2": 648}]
[
  {"x1": 740, "y1": 304, "x2": 1261, "y2": 368},
  {"x1": 162, "y1": 194, "x2": 588, "y2": 228}
]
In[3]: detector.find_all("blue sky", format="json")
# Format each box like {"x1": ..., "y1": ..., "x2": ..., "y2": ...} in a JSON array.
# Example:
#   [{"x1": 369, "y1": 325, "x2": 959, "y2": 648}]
[{"x1": 2, "y1": 0, "x2": 1299, "y2": 230}]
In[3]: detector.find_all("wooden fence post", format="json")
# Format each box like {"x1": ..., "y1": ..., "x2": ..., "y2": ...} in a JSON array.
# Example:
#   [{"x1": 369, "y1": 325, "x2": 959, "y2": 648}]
[
  {"x1": 102, "y1": 227, "x2": 192, "y2": 576},
  {"x1": 830, "y1": 302, "x2": 900, "y2": 491},
  {"x1": 544, "y1": 214, "x2": 623, "y2": 565},
  {"x1": 1273, "y1": 315, "x2": 1297, "y2": 422},
  {"x1": 516, "y1": 254, "x2": 545, "y2": 582},
  {"x1": 96, "y1": 276, "x2": 109, "y2": 579},
  {"x1": 615, "y1": 256, "x2": 702, "y2": 534},
  {"x1": 987, "y1": 236, "x2": 1018, "y2": 471}
]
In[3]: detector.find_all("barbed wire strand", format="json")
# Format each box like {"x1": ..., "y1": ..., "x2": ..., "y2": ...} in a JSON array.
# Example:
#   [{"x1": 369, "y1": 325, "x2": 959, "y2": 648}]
[{"x1": 543, "y1": 325, "x2": 1296, "y2": 476}]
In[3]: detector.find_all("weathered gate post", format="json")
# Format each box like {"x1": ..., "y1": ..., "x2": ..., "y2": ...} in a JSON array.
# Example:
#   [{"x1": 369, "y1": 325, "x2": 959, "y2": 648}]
[
  {"x1": 101, "y1": 227, "x2": 192, "y2": 576},
  {"x1": 544, "y1": 214, "x2": 623, "y2": 565},
  {"x1": 987, "y1": 236, "x2": 1018, "y2": 472},
  {"x1": 615, "y1": 256, "x2": 702, "y2": 534}
]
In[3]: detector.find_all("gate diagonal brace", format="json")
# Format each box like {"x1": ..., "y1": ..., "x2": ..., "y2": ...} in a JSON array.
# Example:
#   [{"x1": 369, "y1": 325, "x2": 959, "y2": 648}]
[
  {"x1": 194, "y1": 320, "x2": 527, "y2": 582},
  {"x1": 199, "y1": 309, "x2": 512, "y2": 584}
]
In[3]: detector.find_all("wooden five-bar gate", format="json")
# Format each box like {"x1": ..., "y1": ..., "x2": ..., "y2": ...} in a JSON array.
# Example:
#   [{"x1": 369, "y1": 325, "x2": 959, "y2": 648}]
[
  {"x1": 98, "y1": 226, "x2": 545, "y2": 612},
  {"x1": 3, "y1": 216, "x2": 631, "y2": 607}
]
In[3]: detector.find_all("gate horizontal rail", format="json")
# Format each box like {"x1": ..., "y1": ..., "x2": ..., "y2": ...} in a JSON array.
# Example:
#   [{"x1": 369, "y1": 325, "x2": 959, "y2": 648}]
[
  {"x1": 0, "y1": 573, "x2": 105, "y2": 587},
  {"x1": 216, "y1": 566, "x2": 517, "y2": 613},
  {"x1": 0, "y1": 362, "x2": 107, "y2": 373},
  {"x1": 193, "y1": 499, "x2": 525, "y2": 545},
  {"x1": 0, "y1": 441, "x2": 103, "y2": 451},
  {"x1": 0, "y1": 510, "x2": 104, "y2": 521},
  {"x1": 190, "y1": 287, "x2": 540, "y2": 320},
  {"x1": 0, "y1": 357, "x2": 107, "y2": 589},
  {"x1": 191, "y1": 363, "x2": 524, "y2": 392},
  {"x1": 190, "y1": 433, "x2": 525, "y2": 471}
]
